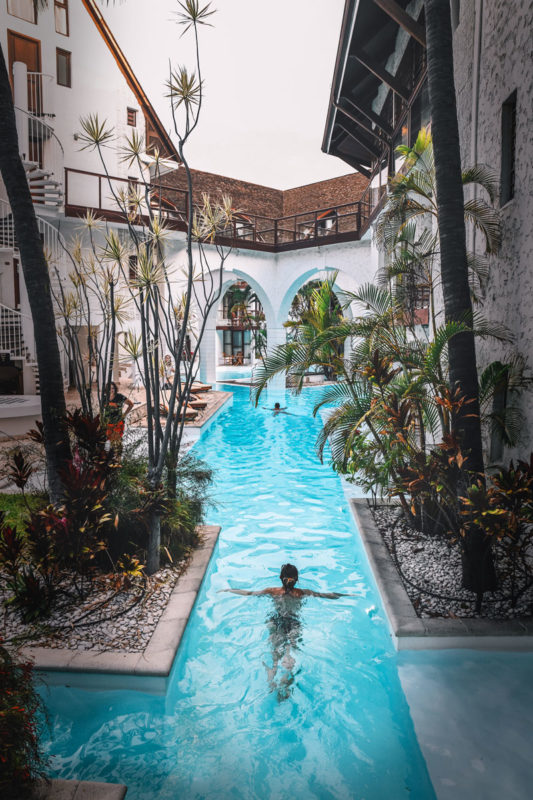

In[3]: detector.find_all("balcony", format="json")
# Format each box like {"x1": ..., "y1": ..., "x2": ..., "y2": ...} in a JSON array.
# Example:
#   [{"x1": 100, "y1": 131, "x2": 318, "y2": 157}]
[{"x1": 64, "y1": 168, "x2": 386, "y2": 252}]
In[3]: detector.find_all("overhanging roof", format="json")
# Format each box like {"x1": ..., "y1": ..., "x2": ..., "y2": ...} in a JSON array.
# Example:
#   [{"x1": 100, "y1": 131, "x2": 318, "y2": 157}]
[{"x1": 323, "y1": 0, "x2": 425, "y2": 171}]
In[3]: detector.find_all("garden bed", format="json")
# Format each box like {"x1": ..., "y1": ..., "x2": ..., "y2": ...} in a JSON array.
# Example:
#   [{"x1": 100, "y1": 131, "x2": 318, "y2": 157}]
[
  {"x1": 1, "y1": 563, "x2": 186, "y2": 653},
  {"x1": 371, "y1": 504, "x2": 533, "y2": 620}
]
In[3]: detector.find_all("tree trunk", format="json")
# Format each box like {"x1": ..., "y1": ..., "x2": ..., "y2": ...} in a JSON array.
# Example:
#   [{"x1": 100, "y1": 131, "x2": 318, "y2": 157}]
[
  {"x1": 0, "y1": 45, "x2": 71, "y2": 504},
  {"x1": 425, "y1": 0, "x2": 496, "y2": 594},
  {"x1": 146, "y1": 510, "x2": 161, "y2": 575}
]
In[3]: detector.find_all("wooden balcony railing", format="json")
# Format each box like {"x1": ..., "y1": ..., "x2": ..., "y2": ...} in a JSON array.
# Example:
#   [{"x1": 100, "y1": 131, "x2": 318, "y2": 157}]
[{"x1": 64, "y1": 168, "x2": 386, "y2": 252}]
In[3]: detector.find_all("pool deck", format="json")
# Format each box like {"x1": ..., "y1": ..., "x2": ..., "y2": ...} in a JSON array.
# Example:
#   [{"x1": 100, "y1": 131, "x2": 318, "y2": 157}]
[
  {"x1": 21, "y1": 525, "x2": 220, "y2": 684},
  {"x1": 350, "y1": 499, "x2": 533, "y2": 650}
]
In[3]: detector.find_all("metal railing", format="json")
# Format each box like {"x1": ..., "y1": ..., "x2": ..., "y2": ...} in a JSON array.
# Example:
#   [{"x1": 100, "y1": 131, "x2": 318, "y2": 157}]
[
  {"x1": 26, "y1": 72, "x2": 55, "y2": 118},
  {"x1": 64, "y1": 168, "x2": 188, "y2": 221},
  {"x1": 0, "y1": 302, "x2": 35, "y2": 364},
  {"x1": 65, "y1": 168, "x2": 384, "y2": 250},
  {"x1": 0, "y1": 199, "x2": 15, "y2": 250}
]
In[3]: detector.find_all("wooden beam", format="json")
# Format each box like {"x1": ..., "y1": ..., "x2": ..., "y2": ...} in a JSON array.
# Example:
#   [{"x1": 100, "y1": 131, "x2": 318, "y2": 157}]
[
  {"x1": 351, "y1": 51, "x2": 410, "y2": 101},
  {"x1": 339, "y1": 95, "x2": 393, "y2": 137},
  {"x1": 335, "y1": 152, "x2": 372, "y2": 178},
  {"x1": 371, "y1": 0, "x2": 426, "y2": 47},
  {"x1": 335, "y1": 103, "x2": 390, "y2": 145},
  {"x1": 337, "y1": 122, "x2": 382, "y2": 160}
]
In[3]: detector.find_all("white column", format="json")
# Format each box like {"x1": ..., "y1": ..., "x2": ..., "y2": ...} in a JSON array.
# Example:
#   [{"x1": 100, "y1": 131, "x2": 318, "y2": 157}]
[
  {"x1": 265, "y1": 326, "x2": 286, "y2": 392},
  {"x1": 12, "y1": 62, "x2": 29, "y2": 160},
  {"x1": 199, "y1": 326, "x2": 217, "y2": 384}
]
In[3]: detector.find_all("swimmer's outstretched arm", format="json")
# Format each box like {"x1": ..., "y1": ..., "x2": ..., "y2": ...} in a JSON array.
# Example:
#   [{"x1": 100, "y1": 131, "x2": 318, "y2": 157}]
[{"x1": 300, "y1": 589, "x2": 346, "y2": 599}]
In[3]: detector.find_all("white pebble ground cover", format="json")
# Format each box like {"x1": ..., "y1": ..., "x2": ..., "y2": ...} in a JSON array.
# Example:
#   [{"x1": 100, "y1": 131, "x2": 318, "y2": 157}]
[
  {"x1": 1, "y1": 563, "x2": 186, "y2": 652},
  {"x1": 371, "y1": 505, "x2": 533, "y2": 619}
]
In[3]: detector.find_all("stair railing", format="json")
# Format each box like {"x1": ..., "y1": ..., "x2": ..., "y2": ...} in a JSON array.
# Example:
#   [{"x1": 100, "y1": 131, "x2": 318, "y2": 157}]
[
  {"x1": 0, "y1": 199, "x2": 15, "y2": 250},
  {"x1": 0, "y1": 302, "x2": 35, "y2": 363}
]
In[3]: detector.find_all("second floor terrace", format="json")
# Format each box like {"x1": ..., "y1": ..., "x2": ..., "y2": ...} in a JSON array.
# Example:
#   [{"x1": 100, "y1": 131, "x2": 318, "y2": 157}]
[{"x1": 64, "y1": 167, "x2": 386, "y2": 253}]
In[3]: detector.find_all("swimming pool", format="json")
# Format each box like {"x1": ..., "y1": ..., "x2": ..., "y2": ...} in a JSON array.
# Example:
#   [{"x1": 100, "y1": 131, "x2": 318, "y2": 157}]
[
  {"x1": 216, "y1": 365, "x2": 253, "y2": 381},
  {"x1": 40, "y1": 384, "x2": 436, "y2": 799}
]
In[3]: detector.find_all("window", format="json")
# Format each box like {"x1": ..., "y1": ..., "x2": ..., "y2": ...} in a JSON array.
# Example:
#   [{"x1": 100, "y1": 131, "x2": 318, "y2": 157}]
[
  {"x1": 56, "y1": 48, "x2": 71, "y2": 87},
  {"x1": 7, "y1": 0, "x2": 36, "y2": 23},
  {"x1": 500, "y1": 90, "x2": 517, "y2": 206},
  {"x1": 54, "y1": 0, "x2": 69, "y2": 36},
  {"x1": 127, "y1": 107, "x2": 137, "y2": 127}
]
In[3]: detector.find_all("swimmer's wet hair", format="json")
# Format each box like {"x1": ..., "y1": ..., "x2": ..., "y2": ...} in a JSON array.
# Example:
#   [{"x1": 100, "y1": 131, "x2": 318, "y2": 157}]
[{"x1": 280, "y1": 563, "x2": 298, "y2": 580}]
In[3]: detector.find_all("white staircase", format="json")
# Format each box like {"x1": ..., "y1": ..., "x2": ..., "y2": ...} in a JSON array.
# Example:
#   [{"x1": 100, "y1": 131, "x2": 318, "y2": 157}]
[{"x1": 22, "y1": 159, "x2": 63, "y2": 207}]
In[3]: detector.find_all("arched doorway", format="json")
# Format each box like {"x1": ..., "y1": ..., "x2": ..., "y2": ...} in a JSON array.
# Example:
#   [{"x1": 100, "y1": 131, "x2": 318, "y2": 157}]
[
  {"x1": 215, "y1": 280, "x2": 266, "y2": 382},
  {"x1": 282, "y1": 272, "x2": 346, "y2": 385}
]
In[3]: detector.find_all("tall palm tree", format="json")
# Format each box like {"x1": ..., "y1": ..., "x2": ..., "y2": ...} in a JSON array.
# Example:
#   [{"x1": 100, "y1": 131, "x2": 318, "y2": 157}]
[
  {"x1": 0, "y1": 1, "x2": 118, "y2": 502},
  {"x1": 425, "y1": 0, "x2": 496, "y2": 597},
  {"x1": 0, "y1": 31, "x2": 70, "y2": 503}
]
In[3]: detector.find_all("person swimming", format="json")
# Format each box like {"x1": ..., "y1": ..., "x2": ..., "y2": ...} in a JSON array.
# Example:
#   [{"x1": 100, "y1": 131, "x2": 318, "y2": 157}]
[
  {"x1": 263, "y1": 402, "x2": 292, "y2": 416},
  {"x1": 223, "y1": 565, "x2": 345, "y2": 700},
  {"x1": 222, "y1": 563, "x2": 343, "y2": 598}
]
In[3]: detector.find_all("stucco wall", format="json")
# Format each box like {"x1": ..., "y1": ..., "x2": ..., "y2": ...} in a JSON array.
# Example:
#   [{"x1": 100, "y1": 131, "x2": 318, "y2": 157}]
[{"x1": 454, "y1": 0, "x2": 533, "y2": 462}]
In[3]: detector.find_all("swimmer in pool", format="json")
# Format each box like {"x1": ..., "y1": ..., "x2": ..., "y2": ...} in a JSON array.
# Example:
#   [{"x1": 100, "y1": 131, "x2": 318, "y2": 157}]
[
  {"x1": 222, "y1": 564, "x2": 345, "y2": 701},
  {"x1": 223, "y1": 563, "x2": 343, "y2": 598},
  {"x1": 263, "y1": 402, "x2": 292, "y2": 416}
]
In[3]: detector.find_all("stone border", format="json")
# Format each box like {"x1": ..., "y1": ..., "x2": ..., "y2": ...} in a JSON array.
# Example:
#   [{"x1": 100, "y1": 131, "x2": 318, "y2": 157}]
[
  {"x1": 350, "y1": 499, "x2": 533, "y2": 651},
  {"x1": 22, "y1": 525, "x2": 220, "y2": 679},
  {"x1": 35, "y1": 778, "x2": 127, "y2": 800}
]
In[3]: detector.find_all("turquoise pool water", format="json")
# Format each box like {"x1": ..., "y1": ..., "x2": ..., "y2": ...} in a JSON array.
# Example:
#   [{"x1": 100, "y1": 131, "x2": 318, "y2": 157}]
[{"x1": 40, "y1": 385, "x2": 436, "y2": 799}]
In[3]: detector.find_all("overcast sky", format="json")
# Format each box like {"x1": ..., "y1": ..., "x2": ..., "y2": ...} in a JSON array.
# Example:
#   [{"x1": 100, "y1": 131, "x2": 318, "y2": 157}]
[{"x1": 102, "y1": 0, "x2": 349, "y2": 189}]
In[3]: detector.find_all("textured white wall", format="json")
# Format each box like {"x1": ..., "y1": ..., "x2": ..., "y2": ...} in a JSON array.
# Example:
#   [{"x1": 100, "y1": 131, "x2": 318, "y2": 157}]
[{"x1": 453, "y1": 0, "x2": 533, "y2": 462}]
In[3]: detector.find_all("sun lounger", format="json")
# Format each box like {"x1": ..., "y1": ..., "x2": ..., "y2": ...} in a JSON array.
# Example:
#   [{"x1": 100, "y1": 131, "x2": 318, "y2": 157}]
[
  {"x1": 190, "y1": 382, "x2": 212, "y2": 393},
  {"x1": 189, "y1": 398, "x2": 207, "y2": 411}
]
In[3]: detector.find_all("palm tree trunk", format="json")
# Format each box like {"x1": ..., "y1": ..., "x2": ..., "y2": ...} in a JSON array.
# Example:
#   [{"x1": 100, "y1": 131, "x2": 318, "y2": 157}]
[
  {"x1": 425, "y1": 0, "x2": 496, "y2": 598},
  {"x1": 0, "y1": 44, "x2": 71, "y2": 503}
]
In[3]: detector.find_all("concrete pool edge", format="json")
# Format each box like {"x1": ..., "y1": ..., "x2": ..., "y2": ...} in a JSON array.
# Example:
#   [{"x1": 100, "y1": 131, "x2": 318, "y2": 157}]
[
  {"x1": 35, "y1": 777, "x2": 127, "y2": 800},
  {"x1": 350, "y1": 499, "x2": 533, "y2": 651},
  {"x1": 21, "y1": 525, "x2": 221, "y2": 678}
]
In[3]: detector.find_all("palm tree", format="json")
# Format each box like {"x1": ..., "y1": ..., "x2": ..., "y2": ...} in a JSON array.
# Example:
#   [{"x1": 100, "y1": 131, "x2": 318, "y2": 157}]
[
  {"x1": 425, "y1": 0, "x2": 497, "y2": 598},
  {"x1": 0, "y1": 33, "x2": 70, "y2": 503},
  {"x1": 0, "y1": 1, "x2": 120, "y2": 502}
]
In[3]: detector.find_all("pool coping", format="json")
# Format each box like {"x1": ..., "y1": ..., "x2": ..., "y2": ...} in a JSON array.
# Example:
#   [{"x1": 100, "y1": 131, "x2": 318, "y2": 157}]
[
  {"x1": 35, "y1": 777, "x2": 127, "y2": 800},
  {"x1": 21, "y1": 525, "x2": 220, "y2": 679},
  {"x1": 350, "y1": 499, "x2": 533, "y2": 651}
]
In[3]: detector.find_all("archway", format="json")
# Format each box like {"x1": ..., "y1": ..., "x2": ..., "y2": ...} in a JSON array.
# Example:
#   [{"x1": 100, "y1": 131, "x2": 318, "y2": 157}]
[{"x1": 199, "y1": 270, "x2": 273, "y2": 385}]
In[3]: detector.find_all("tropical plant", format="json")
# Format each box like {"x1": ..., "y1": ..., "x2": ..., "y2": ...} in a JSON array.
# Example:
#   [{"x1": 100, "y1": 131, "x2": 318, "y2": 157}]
[
  {"x1": 424, "y1": 0, "x2": 497, "y2": 599},
  {"x1": 253, "y1": 272, "x2": 346, "y2": 394},
  {"x1": 0, "y1": 642, "x2": 49, "y2": 799},
  {"x1": 76, "y1": 2, "x2": 229, "y2": 573},
  {"x1": 460, "y1": 456, "x2": 533, "y2": 607}
]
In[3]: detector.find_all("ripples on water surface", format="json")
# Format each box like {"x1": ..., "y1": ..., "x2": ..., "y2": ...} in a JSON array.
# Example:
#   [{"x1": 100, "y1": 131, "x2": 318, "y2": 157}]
[{"x1": 42, "y1": 385, "x2": 435, "y2": 799}]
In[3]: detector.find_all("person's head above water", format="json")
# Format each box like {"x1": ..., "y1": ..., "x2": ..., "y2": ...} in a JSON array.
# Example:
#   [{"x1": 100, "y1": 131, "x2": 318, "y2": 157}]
[
  {"x1": 280, "y1": 563, "x2": 299, "y2": 591},
  {"x1": 274, "y1": 402, "x2": 281, "y2": 409}
]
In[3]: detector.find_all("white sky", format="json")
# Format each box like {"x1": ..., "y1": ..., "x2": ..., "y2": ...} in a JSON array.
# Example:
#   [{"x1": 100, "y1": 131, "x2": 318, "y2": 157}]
[{"x1": 102, "y1": 0, "x2": 349, "y2": 189}]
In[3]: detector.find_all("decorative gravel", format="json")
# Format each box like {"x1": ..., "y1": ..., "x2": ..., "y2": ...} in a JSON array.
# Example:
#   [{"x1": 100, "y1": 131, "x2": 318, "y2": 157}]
[
  {"x1": 371, "y1": 505, "x2": 533, "y2": 619},
  {"x1": 1, "y1": 562, "x2": 187, "y2": 652}
]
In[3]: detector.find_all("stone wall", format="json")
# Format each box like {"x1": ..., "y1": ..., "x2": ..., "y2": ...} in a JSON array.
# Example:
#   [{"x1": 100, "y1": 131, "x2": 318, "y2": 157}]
[{"x1": 453, "y1": 0, "x2": 533, "y2": 462}]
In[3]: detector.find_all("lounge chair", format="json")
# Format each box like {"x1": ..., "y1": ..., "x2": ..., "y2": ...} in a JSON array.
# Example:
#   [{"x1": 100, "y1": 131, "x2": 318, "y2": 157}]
[{"x1": 190, "y1": 382, "x2": 212, "y2": 393}]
